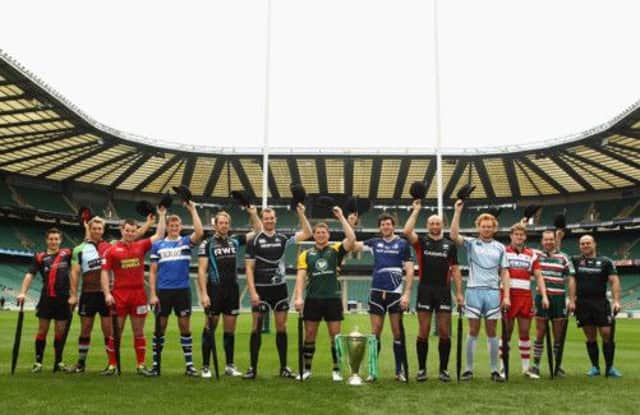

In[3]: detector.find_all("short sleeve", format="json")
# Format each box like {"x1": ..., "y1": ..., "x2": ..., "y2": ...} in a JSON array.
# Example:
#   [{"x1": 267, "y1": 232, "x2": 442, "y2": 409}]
[
  {"x1": 233, "y1": 234, "x2": 247, "y2": 246},
  {"x1": 181, "y1": 234, "x2": 193, "y2": 247},
  {"x1": 285, "y1": 235, "x2": 296, "y2": 248},
  {"x1": 297, "y1": 250, "x2": 308, "y2": 270},
  {"x1": 401, "y1": 240, "x2": 412, "y2": 262},
  {"x1": 531, "y1": 253, "x2": 541, "y2": 272},
  {"x1": 462, "y1": 236, "x2": 474, "y2": 250},
  {"x1": 71, "y1": 244, "x2": 82, "y2": 266},
  {"x1": 499, "y1": 245, "x2": 509, "y2": 269},
  {"x1": 605, "y1": 258, "x2": 617, "y2": 276},
  {"x1": 362, "y1": 238, "x2": 375, "y2": 253},
  {"x1": 198, "y1": 240, "x2": 208, "y2": 257},
  {"x1": 245, "y1": 238, "x2": 256, "y2": 260},
  {"x1": 101, "y1": 247, "x2": 113, "y2": 271},
  {"x1": 449, "y1": 244, "x2": 458, "y2": 266},
  {"x1": 27, "y1": 254, "x2": 40, "y2": 275},
  {"x1": 139, "y1": 238, "x2": 152, "y2": 253},
  {"x1": 149, "y1": 242, "x2": 160, "y2": 263},
  {"x1": 565, "y1": 254, "x2": 576, "y2": 276}
]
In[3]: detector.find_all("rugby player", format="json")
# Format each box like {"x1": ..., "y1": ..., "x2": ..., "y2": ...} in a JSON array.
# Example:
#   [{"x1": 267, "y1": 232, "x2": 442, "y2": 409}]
[
  {"x1": 197, "y1": 206, "x2": 261, "y2": 378},
  {"x1": 294, "y1": 206, "x2": 356, "y2": 381},
  {"x1": 450, "y1": 199, "x2": 511, "y2": 382},
  {"x1": 147, "y1": 201, "x2": 204, "y2": 376},
  {"x1": 101, "y1": 207, "x2": 167, "y2": 375},
  {"x1": 243, "y1": 203, "x2": 312, "y2": 379},
  {"x1": 529, "y1": 229, "x2": 573, "y2": 378},
  {"x1": 500, "y1": 222, "x2": 549, "y2": 376},
  {"x1": 403, "y1": 199, "x2": 462, "y2": 382},
  {"x1": 350, "y1": 213, "x2": 414, "y2": 382},
  {"x1": 16, "y1": 228, "x2": 72, "y2": 372},
  {"x1": 568, "y1": 235, "x2": 622, "y2": 378}
]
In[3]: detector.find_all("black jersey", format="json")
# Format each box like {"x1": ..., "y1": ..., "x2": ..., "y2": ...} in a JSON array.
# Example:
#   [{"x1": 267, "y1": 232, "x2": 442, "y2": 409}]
[
  {"x1": 28, "y1": 249, "x2": 72, "y2": 298},
  {"x1": 412, "y1": 237, "x2": 458, "y2": 286},
  {"x1": 245, "y1": 231, "x2": 295, "y2": 287},
  {"x1": 198, "y1": 234, "x2": 246, "y2": 285},
  {"x1": 571, "y1": 255, "x2": 617, "y2": 299}
]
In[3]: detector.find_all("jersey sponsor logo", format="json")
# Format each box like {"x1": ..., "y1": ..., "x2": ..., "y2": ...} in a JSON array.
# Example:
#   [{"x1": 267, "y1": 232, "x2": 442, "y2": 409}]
[
  {"x1": 213, "y1": 246, "x2": 236, "y2": 256},
  {"x1": 424, "y1": 250, "x2": 447, "y2": 258},
  {"x1": 315, "y1": 258, "x2": 328, "y2": 272},
  {"x1": 376, "y1": 243, "x2": 384, "y2": 248},
  {"x1": 120, "y1": 258, "x2": 141, "y2": 269}
]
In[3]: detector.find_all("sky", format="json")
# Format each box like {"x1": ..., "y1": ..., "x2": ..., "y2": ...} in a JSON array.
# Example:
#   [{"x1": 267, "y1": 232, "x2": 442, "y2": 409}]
[{"x1": 2, "y1": 0, "x2": 640, "y2": 153}]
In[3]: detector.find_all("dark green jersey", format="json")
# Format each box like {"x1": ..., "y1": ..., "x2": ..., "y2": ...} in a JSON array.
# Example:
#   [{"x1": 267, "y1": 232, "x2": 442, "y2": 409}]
[
  {"x1": 297, "y1": 242, "x2": 346, "y2": 299},
  {"x1": 571, "y1": 255, "x2": 617, "y2": 299}
]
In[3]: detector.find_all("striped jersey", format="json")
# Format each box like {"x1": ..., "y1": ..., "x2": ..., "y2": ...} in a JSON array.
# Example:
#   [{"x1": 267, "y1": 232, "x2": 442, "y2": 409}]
[
  {"x1": 150, "y1": 235, "x2": 194, "y2": 290},
  {"x1": 505, "y1": 245, "x2": 540, "y2": 295},
  {"x1": 534, "y1": 250, "x2": 574, "y2": 296}
]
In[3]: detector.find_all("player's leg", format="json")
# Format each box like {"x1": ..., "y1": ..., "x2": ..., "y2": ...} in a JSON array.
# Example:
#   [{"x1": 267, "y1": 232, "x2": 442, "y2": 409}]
[
  {"x1": 33, "y1": 317, "x2": 51, "y2": 371},
  {"x1": 551, "y1": 317, "x2": 566, "y2": 376},
  {"x1": 530, "y1": 316, "x2": 546, "y2": 378},
  {"x1": 130, "y1": 314, "x2": 149, "y2": 373},
  {"x1": 577, "y1": 299, "x2": 601, "y2": 376},
  {"x1": 150, "y1": 290, "x2": 170, "y2": 374},
  {"x1": 388, "y1": 303, "x2": 406, "y2": 381},
  {"x1": 176, "y1": 289, "x2": 196, "y2": 376},
  {"x1": 516, "y1": 315, "x2": 532, "y2": 373},
  {"x1": 368, "y1": 290, "x2": 385, "y2": 357},
  {"x1": 99, "y1": 314, "x2": 112, "y2": 369},
  {"x1": 327, "y1": 320, "x2": 342, "y2": 381},
  {"x1": 202, "y1": 283, "x2": 218, "y2": 376},
  {"x1": 462, "y1": 288, "x2": 483, "y2": 380},
  {"x1": 497, "y1": 297, "x2": 516, "y2": 373},
  {"x1": 72, "y1": 315, "x2": 95, "y2": 372},
  {"x1": 436, "y1": 310, "x2": 452, "y2": 381},
  {"x1": 53, "y1": 299, "x2": 71, "y2": 371},
  {"x1": 243, "y1": 307, "x2": 263, "y2": 379},
  {"x1": 274, "y1": 308, "x2": 294, "y2": 376},
  {"x1": 416, "y1": 310, "x2": 432, "y2": 379},
  {"x1": 222, "y1": 282, "x2": 241, "y2": 375},
  {"x1": 301, "y1": 319, "x2": 320, "y2": 378},
  {"x1": 596, "y1": 301, "x2": 619, "y2": 377}
]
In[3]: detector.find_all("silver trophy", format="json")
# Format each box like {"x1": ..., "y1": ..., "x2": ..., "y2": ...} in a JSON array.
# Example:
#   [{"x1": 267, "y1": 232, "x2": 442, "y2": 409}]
[{"x1": 336, "y1": 327, "x2": 378, "y2": 386}]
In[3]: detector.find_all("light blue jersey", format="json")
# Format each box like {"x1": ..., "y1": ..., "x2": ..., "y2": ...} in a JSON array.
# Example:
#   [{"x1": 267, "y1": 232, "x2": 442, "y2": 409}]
[
  {"x1": 150, "y1": 235, "x2": 194, "y2": 290},
  {"x1": 463, "y1": 237, "x2": 508, "y2": 290}
]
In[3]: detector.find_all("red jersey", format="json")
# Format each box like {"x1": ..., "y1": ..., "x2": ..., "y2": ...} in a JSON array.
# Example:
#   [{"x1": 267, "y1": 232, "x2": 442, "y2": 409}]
[
  {"x1": 504, "y1": 245, "x2": 539, "y2": 296},
  {"x1": 101, "y1": 238, "x2": 152, "y2": 290}
]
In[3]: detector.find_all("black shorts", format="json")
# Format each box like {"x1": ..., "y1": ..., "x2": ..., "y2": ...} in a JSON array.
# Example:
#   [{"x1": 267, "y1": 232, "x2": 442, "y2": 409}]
[
  {"x1": 207, "y1": 282, "x2": 240, "y2": 316},
  {"x1": 303, "y1": 298, "x2": 343, "y2": 322},
  {"x1": 368, "y1": 290, "x2": 402, "y2": 315},
  {"x1": 416, "y1": 284, "x2": 452, "y2": 313},
  {"x1": 252, "y1": 284, "x2": 290, "y2": 313},
  {"x1": 78, "y1": 292, "x2": 109, "y2": 317},
  {"x1": 158, "y1": 288, "x2": 192, "y2": 317},
  {"x1": 36, "y1": 295, "x2": 71, "y2": 321},
  {"x1": 575, "y1": 297, "x2": 612, "y2": 327}
]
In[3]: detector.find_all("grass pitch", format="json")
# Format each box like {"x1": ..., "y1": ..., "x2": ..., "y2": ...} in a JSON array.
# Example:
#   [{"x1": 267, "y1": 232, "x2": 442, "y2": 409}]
[{"x1": 0, "y1": 311, "x2": 638, "y2": 414}]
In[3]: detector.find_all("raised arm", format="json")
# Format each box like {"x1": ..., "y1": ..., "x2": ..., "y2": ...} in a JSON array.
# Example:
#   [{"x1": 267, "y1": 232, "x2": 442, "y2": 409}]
[
  {"x1": 135, "y1": 214, "x2": 155, "y2": 239},
  {"x1": 450, "y1": 200, "x2": 465, "y2": 246},
  {"x1": 294, "y1": 203, "x2": 312, "y2": 242},
  {"x1": 334, "y1": 206, "x2": 356, "y2": 251},
  {"x1": 149, "y1": 206, "x2": 167, "y2": 243},
  {"x1": 186, "y1": 201, "x2": 204, "y2": 245},
  {"x1": 403, "y1": 199, "x2": 421, "y2": 244},
  {"x1": 245, "y1": 205, "x2": 262, "y2": 241}
]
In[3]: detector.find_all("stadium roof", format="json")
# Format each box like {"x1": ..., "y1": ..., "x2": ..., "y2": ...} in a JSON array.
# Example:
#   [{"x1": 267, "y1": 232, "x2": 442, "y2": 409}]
[{"x1": 1, "y1": 50, "x2": 639, "y2": 203}]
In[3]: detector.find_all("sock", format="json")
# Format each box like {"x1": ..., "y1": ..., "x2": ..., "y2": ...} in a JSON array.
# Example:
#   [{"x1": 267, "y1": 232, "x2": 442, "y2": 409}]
[
  {"x1": 303, "y1": 342, "x2": 316, "y2": 371},
  {"x1": 465, "y1": 335, "x2": 478, "y2": 372},
  {"x1": 488, "y1": 336, "x2": 500, "y2": 373},
  {"x1": 602, "y1": 341, "x2": 615, "y2": 372},
  {"x1": 330, "y1": 339, "x2": 339, "y2": 370},
  {"x1": 439, "y1": 338, "x2": 451, "y2": 372},
  {"x1": 533, "y1": 339, "x2": 543, "y2": 367},
  {"x1": 393, "y1": 338, "x2": 403, "y2": 374},
  {"x1": 134, "y1": 336, "x2": 146, "y2": 366},
  {"x1": 78, "y1": 336, "x2": 91, "y2": 366},
  {"x1": 54, "y1": 334, "x2": 64, "y2": 365},
  {"x1": 376, "y1": 336, "x2": 381, "y2": 357},
  {"x1": 519, "y1": 337, "x2": 530, "y2": 371},
  {"x1": 250, "y1": 330, "x2": 261, "y2": 370},
  {"x1": 586, "y1": 341, "x2": 599, "y2": 369},
  {"x1": 276, "y1": 332, "x2": 287, "y2": 369},
  {"x1": 106, "y1": 336, "x2": 117, "y2": 366},
  {"x1": 152, "y1": 335, "x2": 165, "y2": 369},
  {"x1": 223, "y1": 332, "x2": 234, "y2": 366},
  {"x1": 202, "y1": 327, "x2": 212, "y2": 367},
  {"x1": 416, "y1": 337, "x2": 428, "y2": 371},
  {"x1": 181, "y1": 333, "x2": 193, "y2": 368},
  {"x1": 35, "y1": 334, "x2": 46, "y2": 364}
]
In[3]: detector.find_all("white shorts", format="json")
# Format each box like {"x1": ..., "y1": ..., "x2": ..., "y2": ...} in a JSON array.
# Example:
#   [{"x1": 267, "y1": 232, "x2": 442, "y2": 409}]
[{"x1": 464, "y1": 288, "x2": 501, "y2": 320}]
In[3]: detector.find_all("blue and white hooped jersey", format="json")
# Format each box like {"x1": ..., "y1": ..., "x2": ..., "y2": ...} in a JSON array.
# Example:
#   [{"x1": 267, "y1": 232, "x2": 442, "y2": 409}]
[
  {"x1": 463, "y1": 237, "x2": 508, "y2": 290},
  {"x1": 150, "y1": 235, "x2": 194, "y2": 290},
  {"x1": 363, "y1": 236, "x2": 412, "y2": 293}
]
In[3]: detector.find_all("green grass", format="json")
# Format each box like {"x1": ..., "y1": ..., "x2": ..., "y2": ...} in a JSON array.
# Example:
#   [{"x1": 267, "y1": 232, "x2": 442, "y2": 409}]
[{"x1": 0, "y1": 311, "x2": 638, "y2": 414}]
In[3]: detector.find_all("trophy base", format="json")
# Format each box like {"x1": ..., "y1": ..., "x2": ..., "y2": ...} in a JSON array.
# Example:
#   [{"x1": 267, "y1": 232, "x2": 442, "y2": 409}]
[{"x1": 347, "y1": 374, "x2": 363, "y2": 386}]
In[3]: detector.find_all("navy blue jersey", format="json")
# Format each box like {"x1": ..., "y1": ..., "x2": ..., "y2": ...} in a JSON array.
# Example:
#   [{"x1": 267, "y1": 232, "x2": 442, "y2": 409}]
[{"x1": 363, "y1": 236, "x2": 412, "y2": 293}]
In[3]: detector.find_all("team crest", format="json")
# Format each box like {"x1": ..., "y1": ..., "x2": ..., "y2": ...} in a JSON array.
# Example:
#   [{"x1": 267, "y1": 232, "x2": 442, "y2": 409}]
[{"x1": 315, "y1": 258, "x2": 328, "y2": 271}]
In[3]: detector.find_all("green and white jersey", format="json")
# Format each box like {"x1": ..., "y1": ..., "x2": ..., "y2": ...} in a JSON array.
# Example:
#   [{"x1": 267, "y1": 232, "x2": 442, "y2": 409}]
[{"x1": 534, "y1": 250, "x2": 574, "y2": 296}]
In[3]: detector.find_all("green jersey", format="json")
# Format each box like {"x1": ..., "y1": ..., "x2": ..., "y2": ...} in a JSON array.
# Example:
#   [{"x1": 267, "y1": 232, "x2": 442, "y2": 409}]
[
  {"x1": 297, "y1": 242, "x2": 346, "y2": 299},
  {"x1": 535, "y1": 250, "x2": 574, "y2": 296}
]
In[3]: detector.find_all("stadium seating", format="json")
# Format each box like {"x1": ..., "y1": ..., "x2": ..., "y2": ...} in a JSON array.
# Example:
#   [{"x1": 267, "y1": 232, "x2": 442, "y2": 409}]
[
  {"x1": 13, "y1": 186, "x2": 75, "y2": 215},
  {"x1": 0, "y1": 180, "x2": 18, "y2": 207}
]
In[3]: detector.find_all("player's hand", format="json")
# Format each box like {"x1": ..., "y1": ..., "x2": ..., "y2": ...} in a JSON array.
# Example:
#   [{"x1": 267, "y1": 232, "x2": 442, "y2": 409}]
[
  {"x1": 16, "y1": 293, "x2": 25, "y2": 306},
  {"x1": 104, "y1": 293, "x2": 114, "y2": 307},
  {"x1": 246, "y1": 205, "x2": 258, "y2": 216},
  {"x1": 454, "y1": 199, "x2": 464, "y2": 213},
  {"x1": 411, "y1": 199, "x2": 421, "y2": 212},
  {"x1": 332, "y1": 206, "x2": 343, "y2": 219},
  {"x1": 456, "y1": 293, "x2": 464, "y2": 308},
  {"x1": 184, "y1": 200, "x2": 196, "y2": 211},
  {"x1": 146, "y1": 213, "x2": 156, "y2": 225},
  {"x1": 68, "y1": 294, "x2": 78, "y2": 308},
  {"x1": 501, "y1": 297, "x2": 511, "y2": 311},
  {"x1": 149, "y1": 295, "x2": 159, "y2": 307},
  {"x1": 542, "y1": 296, "x2": 550, "y2": 310},
  {"x1": 296, "y1": 202, "x2": 306, "y2": 215},
  {"x1": 612, "y1": 301, "x2": 621, "y2": 315},
  {"x1": 250, "y1": 292, "x2": 261, "y2": 307},
  {"x1": 400, "y1": 294, "x2": 410, "y2": 311},
  {"x1": 157, "y1": 205, "x2": 167, "y2": 216},
  {"x1": 200, "y1": 293, "x2": 211, "y2": 309},
  {"x1": 555, "y1": 229, "x2": 565, "y2": 241},
  {"x1": 347, "y1": 213, "x2": 359, "y2": 227},
  {"x1": 294, "y1": 298, "x2": 304, "y2": 312},
  {"x1": 567, "y1": 300, "x2": 576, "y2": 314}
]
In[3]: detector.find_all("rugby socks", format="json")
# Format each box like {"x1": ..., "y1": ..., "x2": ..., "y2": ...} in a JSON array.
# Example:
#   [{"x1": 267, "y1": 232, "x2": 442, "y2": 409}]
[
  {"x1": 78, "y1": 336, "x2": 91, "y2": 366},
  {"x1": 488, "y1": 336, "x2": 500, "y2": 372},
  {"x1": 586, "y1": 341, "x2": 599, "y2": 369},
  {"x1": 54, "y1": 334, "x2": 64, "y2": 365},
  {"x1": 465, "y1": 335, "x2": 478, "y2": 372},
  {"x1": 393, "y1": 337, "x2": 403, "y2": 374},
  {"x1": 602, "y1": 340, "x2": 615, "y2": 373},
  {"x1": 35, "y1": 333, "x2": 46, "y2": 364},
  {"x1": 134, "y1": 336, "x2": 146, "y2": 366},
  {"x1": 303, "y1": 342, "x2": 316, "y2": 371},
  {"x1": 330, "y1": 339, "x2": 339, "y2": 371},
  {"x1": 249, "y1": 330, "x2": 261, "y2": 370},
  {"x1": 439, "y1": 338, "x2": 451, "y2": 372},
  {"x1": 416, "y1": 337, "x2": 428, "y2": 371},
  {"x1": 276, "y1": 331, "x2": 287, "y2": 369},
  {"x1": 152, "y1": 335, "x2": 165, "y2": 370},
  {"x1": 519, "y1": 337, "x2": 531, "y2": 371},
  {"x1": 376, "y1": 336, "x2": 381, "y2": 357},
  {"x1": 180, "y1": 333, "x2": 193, "y2": 368},
  {"x1": 202, "y1": 327, "x2": 212, "y2": 367},
  {"x1": 533, "y1": 339, "x2": 544, "y2": 367},
  {"x1": 106, "y1": 336, "x2": 117, "y2": 366},
  {"x1": 223, "y1": 332, "x2": 235, "y2": 365}
]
